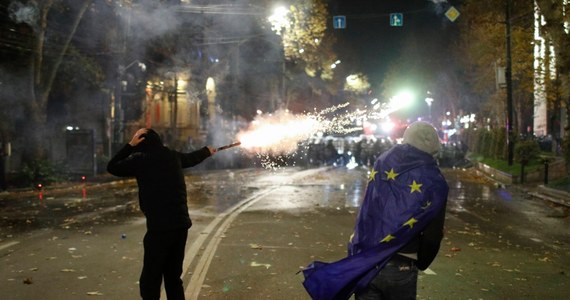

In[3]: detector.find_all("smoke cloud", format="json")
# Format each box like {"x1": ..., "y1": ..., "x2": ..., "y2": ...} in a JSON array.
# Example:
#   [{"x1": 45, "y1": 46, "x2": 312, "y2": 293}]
[
  {"x1": 118, "y1": 5, "x2": 182, "y2": 40},
  {"x1": 8, "y1": 1, "x2": 38, "y2": 30}
]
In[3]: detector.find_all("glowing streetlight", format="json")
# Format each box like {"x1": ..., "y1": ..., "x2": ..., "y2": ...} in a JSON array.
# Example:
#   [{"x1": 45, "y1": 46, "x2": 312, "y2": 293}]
[
  {"x1": 390, "y1": 91, "x2": 414, "y2": 110},
  {"x1": 268, "y1": 6, "x2": 291, "y2": 111},
  {"x1": 425, "y1": 93, "x2": 434, "y2": 120},
  {"x1": 268, "y1": 6, "x2": 290, "y2": 35}
]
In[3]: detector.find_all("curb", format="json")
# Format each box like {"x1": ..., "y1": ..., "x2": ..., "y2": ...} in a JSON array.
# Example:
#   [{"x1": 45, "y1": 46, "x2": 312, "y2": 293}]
[
  {"x1": 0, "y1": 178, "x2": 135, "y2": 202},
  {"x1": 529, "y1": 185, "x2": 570, "y2": 208}
]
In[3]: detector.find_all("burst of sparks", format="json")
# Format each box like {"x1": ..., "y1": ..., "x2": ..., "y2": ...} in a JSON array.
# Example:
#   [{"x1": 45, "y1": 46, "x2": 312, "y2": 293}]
[
  {"x1": 235, "y1": 101, "x2": 403, "y2": 170},
  {"x1": 238, "y1": 110, "x2": 320, "y2": 154}
]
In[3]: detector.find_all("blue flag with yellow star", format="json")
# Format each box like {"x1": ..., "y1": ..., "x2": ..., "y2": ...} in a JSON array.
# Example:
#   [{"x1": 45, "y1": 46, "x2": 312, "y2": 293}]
[{"x1": 302, "y1": 144, "x2": 449, "y2": 300}]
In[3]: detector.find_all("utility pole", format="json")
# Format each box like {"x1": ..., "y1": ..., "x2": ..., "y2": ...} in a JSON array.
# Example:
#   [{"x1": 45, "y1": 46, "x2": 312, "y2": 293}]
[{"x1": 505, "y1": 0, "x2": 514, "y2": 166}]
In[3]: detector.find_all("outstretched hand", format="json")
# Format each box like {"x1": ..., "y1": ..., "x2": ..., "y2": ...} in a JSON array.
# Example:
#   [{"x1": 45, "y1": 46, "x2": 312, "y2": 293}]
[
  {"x1": 129, "y1": 128, "x2": 148, "y2": 146},
  {"x1": 207, "y1": 146, "x2": 217, "y2": 155}
]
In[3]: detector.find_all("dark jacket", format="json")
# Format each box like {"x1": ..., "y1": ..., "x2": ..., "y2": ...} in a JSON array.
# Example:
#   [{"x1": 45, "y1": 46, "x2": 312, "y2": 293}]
[{"x1": 107, "y1": 142, "x2": 211, "y2": 232}]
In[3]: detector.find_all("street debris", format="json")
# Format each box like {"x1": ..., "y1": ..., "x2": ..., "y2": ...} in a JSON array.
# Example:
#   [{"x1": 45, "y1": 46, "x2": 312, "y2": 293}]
[
  {"x1": 86, "y1": 291, "x2": 103, "y2": 296},
  {"x1": 250, "y1": 261, "x2": 271, "y2": 269},
  {"x1": 60, "y1": 268, "x2": 76, "y2": 272},
  {"x1": 249, "y1": 243, "x2": 263, "y2": 250},
  {"x1": 538, "y1": 256, "x2": 551, "y2": 262}
]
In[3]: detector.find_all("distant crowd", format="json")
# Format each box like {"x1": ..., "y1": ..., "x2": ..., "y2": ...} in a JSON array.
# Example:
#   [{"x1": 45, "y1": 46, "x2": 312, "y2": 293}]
[{"x1": 198, "y1": 135, "x2": 470, "y2": 170}]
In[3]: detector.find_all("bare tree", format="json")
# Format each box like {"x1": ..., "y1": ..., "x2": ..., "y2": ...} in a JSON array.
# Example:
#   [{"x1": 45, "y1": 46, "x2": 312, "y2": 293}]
[{"x1": 12, "y1": 0, "x2": 92, "y2": 160}]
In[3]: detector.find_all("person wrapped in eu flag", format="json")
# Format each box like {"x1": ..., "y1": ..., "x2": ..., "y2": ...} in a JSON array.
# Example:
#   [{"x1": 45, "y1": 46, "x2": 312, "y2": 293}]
[{"x1": 302, "y1": 121, "x2": 449, "y2": 300}]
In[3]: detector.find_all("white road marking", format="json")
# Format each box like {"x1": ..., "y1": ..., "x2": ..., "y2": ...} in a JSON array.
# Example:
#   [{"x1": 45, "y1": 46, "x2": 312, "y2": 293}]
[
  {"x1": 0, "y1": 241, "x2": 20, "y2": 251},
  {"x1": 184, "y1": 187, "x2": 278, "y2": 299},
  {"x1": 183, "y1": 168, "x2": 327, "y2": 299}
]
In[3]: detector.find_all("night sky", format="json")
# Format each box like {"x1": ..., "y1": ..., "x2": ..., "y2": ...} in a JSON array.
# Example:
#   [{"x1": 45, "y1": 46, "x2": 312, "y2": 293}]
[{"x1": 327, "y1": 0, "x2": 458, "y2": 87}]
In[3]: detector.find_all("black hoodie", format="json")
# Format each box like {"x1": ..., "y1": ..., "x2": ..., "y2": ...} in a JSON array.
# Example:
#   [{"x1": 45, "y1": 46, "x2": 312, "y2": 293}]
[{"x1": 107, "y1": 130, "x2": 211, "y2": 231}]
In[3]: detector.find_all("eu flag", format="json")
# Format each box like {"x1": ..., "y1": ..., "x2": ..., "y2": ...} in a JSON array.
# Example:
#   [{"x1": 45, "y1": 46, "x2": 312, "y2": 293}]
[{"x1": 302, "y1": 144, "x2": 449, "y2": 300}]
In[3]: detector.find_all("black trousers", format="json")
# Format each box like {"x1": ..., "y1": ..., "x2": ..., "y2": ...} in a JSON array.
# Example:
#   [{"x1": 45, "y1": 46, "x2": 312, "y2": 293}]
[
  {"x1": 140, "y1": 228, "x2": 188, "y2": 300},
  {"x1": 355, "y1": 255, "x2": 418, "y2": 300}
]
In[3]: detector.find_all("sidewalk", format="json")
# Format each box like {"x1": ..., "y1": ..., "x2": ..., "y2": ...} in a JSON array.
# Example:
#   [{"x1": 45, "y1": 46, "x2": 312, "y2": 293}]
[
  {"x1": 528, "y1": 184, "x2": 570, "y2": 208},
  {"x1": 473, "y1": 166, "x2": 570, "y2": 208}
]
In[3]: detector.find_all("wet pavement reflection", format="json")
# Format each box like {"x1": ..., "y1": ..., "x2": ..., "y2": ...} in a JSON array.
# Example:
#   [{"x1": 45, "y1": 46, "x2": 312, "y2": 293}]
[{"x1": 0, "y1": 166, "x2": 567, "y2": 300}]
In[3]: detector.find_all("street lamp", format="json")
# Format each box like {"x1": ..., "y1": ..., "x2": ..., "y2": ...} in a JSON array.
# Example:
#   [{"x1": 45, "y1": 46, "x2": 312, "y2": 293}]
[
  {"x1": 425, "y1": 91, "x2": 434, "y2": 121},
  {"x1": 390, "y1": 91, "x2": 414, "y2": 110},
  {"x1": 268, "y1": 6, "x2": 290, "y2": 35},
  {"x1": 112, "y1": 60, "x2": 146, "y2": 155},
  {"x1": 268, "y1": 6, "x2": 290, "y2": 110}
]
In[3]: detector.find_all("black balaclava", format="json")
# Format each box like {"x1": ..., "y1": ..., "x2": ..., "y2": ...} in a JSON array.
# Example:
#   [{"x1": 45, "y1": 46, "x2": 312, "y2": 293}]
[{"x1": 137, "y1": 128, "x2": 163, "y2": 151}]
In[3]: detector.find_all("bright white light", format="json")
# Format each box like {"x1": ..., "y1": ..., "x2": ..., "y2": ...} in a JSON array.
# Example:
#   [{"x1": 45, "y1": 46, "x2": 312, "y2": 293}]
[
  {"x1": 268, "y1": 6, "x2": 290, "y2": 34},
  {"x1": 390, "y1": 91, "x2": 414, "y2": 110},
  {"x1": 256, "y1": 109, "x2": 263, "y2": 115},
  {"x1": 371, "y1": 98, "x2": 378, "y2": 105},
  {"x1": 344, "y1": 73, "x2": 371, "y2": 93},
  {"x1": 299, "y1": 48, "x2": 305, "y2": 53},
  {"x1": 206, "y1": 77, "x2": 216, "y2": 93},
  {"x1": 346, "y1": 74, "x2": 359, "y2": 85},
  {"x1": 346, "y1": 157, "x2": 358, "y2": 170},
  {"x1": 331, "y1": 64, "x2": 337, "y2": 69},
  {"x1": 381, "y1": 120, "x2": 395, "y2": 133},
  {"x1": 66, "y1": 126, "x2": 74, "y2": 131},
  {"x1": 335, "y1": 60, "x2": 341, "y2": 64},
  {"x1": 177, "y1": 79, "x2": 187, "y2": 90}
]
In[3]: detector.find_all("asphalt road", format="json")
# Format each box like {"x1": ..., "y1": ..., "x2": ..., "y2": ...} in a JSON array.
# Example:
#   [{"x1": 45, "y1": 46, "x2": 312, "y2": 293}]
[{"x1": 0, "y1": 167, "x2": 568, "y2": 299}]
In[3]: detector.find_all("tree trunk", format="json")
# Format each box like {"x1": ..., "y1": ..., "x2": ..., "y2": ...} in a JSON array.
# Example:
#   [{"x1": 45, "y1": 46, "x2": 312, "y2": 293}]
[{"x1": 24, "y1": 0, "x2": 92, "y2": 161}]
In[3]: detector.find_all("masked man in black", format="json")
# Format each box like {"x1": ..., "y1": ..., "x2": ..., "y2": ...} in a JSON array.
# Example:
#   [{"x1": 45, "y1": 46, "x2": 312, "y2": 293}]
[{"x1": 107, "y1": 128, "x2": 216, "y2": 299}]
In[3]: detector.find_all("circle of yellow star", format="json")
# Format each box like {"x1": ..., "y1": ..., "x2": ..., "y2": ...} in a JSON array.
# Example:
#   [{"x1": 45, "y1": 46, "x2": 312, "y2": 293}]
[
  {"x1": 368, "y1": 169, "x2": 378, "y2": 182},
  {"x1": 409, "y1": 180, "x2": 423, "y2": 193},
  {"x1": 402, "y1": 217, "x2": 418, "y2": 229},
  {"x1": 384, "y1": 168, "x2": 399, "y2": 180},
  {"x1": 421, "y1": 201, "x2": 432, "y2": 209},
  {"x1": 380, "y1": 234, "x2": 396, "y2": 243}
]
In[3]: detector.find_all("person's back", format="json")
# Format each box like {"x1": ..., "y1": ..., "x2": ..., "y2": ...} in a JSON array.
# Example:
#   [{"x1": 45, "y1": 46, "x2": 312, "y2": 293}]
[
  {"x1": 301, "y1": 121, "x2": 448, "y2": 300},
  {"x1": 107, "y1": 128, "x2": 215, "y2": 299},
  {"x1": 351, "y1": 121, "x2": 448, "y2": 300},
  {"x1": 133, "y1": 145, "x2": 192, "y2": 231},
  {"x1": 349, "y1": 143, "x2": 447, "y2": 262}
]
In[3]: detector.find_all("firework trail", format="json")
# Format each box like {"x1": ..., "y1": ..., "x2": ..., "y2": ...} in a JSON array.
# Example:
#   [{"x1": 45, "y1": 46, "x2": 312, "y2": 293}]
[{"x1": 234, "y1": 101, "x2": 402, "y2": 170}]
